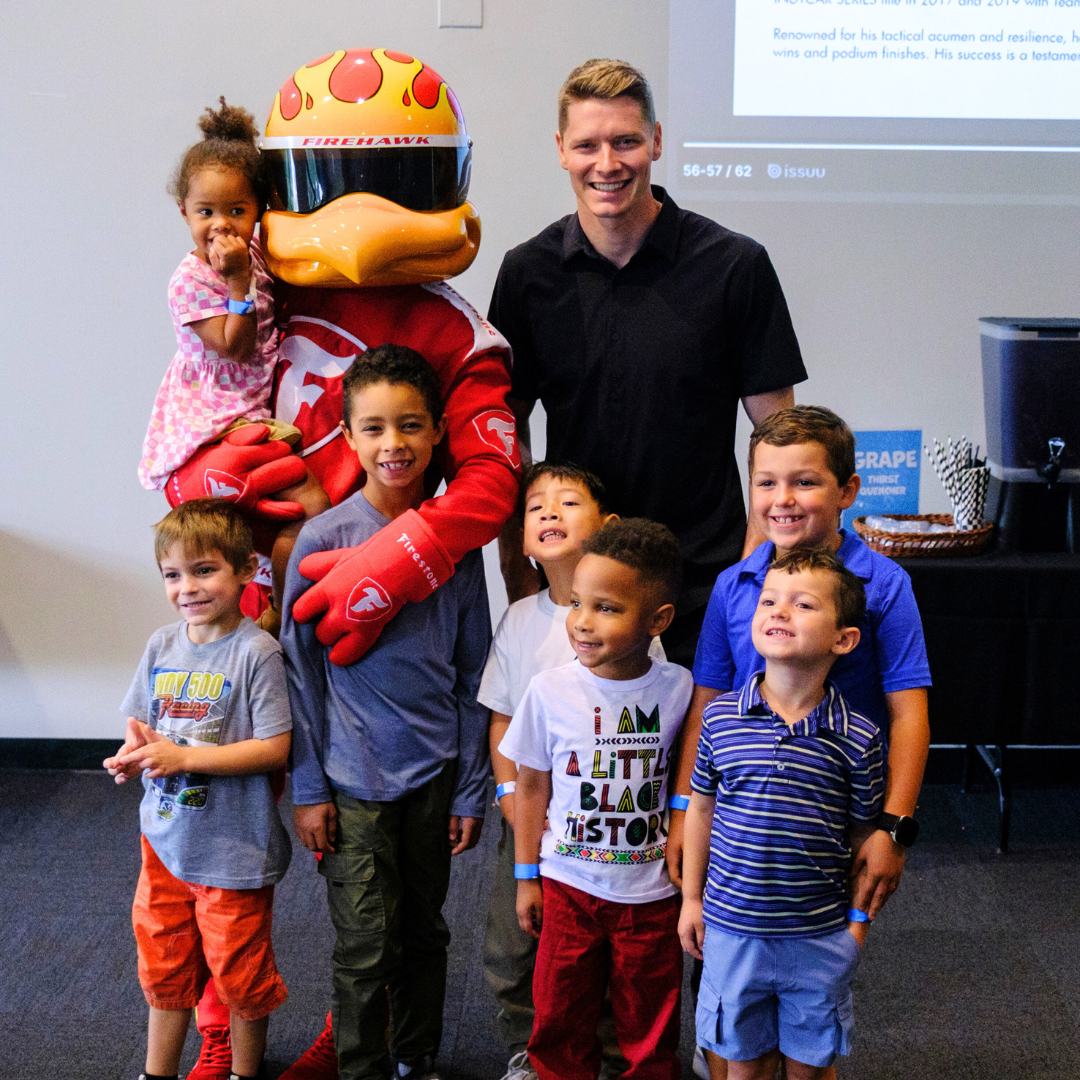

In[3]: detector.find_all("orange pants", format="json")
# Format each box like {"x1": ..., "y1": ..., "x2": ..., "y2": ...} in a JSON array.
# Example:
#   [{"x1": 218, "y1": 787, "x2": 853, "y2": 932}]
[{"x1": 133, "y1": 836, "x2": 287, "y2": 1020}]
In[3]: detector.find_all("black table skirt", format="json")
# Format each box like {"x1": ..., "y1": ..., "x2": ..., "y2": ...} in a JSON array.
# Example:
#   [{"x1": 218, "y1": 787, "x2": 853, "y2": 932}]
[{"x1": 903, "y1": 552, "x2": 1080, "y2": 746}]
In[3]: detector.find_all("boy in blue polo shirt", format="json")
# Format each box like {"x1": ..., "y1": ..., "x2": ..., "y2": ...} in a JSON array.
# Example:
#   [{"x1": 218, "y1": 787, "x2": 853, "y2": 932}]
[
  {"x1": 668, "y1": 407, "x2": 929, "y2": 918},
  {"x1": 678, "y1": 547, "x2": 885, "y2": 1079}
]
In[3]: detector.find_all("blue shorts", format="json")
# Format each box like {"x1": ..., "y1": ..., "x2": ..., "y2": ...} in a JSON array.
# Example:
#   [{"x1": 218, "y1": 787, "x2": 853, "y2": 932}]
[{"x1": 695, "y1": 926, "x2": 861, "y2": 1068}]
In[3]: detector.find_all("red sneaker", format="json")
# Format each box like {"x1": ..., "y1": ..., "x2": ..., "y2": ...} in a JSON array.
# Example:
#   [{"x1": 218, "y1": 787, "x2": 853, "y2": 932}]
[
  {"x1": 185, "y1": 1024, "x2": 233, "y2": 1080},
  {"x1": 280, "y1": 1015, "x2": 339, "y2": 1080}
]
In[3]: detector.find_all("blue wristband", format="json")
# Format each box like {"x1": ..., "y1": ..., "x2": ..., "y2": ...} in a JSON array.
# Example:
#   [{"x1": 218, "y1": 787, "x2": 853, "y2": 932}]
[
  {"x1": 847, "y1": 908, "x2": 871, "y2": 923},
  {"x1": 227, "y1": 297, "x2": 255, "y2": 315},
  {"x1": 669, "y1": 794, "x2": 690, "y2": 812},
  {"x1": 514, "y1": 863, "x2": 540, "y2": 880},
  {"x1": 496, "y1": 781, "x2": 516, "y2": 800}
]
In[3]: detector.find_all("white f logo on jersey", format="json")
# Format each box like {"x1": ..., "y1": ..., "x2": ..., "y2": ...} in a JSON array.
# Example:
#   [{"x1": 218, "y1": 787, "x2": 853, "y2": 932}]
[
  {"x1": 471, "y1": 410, "x2": 519, "y2": 464},
  {"x1": 486, "y1": 417, "x2": 516, "y2": 457}
]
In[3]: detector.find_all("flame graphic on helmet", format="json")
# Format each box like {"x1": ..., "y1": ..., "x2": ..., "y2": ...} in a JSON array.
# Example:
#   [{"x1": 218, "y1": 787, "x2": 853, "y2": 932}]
[
  {"x1": 261, "y1": 49, "x2": 480, "y2": 288},
  {"x1": 266, "y1": 49, "x2": 466, "y2": 140}
]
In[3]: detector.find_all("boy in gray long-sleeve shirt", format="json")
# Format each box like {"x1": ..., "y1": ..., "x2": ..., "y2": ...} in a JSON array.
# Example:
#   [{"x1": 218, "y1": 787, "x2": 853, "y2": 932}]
[{"x1": 281, "y1": 344, "x2": 491, "y2": 1080}]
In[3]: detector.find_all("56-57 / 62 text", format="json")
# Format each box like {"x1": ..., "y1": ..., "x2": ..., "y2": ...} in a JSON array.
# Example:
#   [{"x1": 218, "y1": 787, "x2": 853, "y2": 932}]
[{"x1": 683, "y1": 163, "x2": 753, "y2": 177}]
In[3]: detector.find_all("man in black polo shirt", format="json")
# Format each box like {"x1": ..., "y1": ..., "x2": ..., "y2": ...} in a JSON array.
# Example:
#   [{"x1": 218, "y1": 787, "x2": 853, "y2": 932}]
[{"x1": 489, "y1": 58, "x2": 807, "y2": 667}]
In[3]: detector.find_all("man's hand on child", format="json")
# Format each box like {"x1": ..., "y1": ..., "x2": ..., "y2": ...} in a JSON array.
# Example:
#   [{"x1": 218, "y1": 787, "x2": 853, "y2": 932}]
[
  {"x1": 103, "y1": 717, "x2": 151, "y2": 784},
  {"x1": 449, "y1": 815, "x2": 483, "y2": 855},
  {"x1": 849, "y1": 829, "x2": 905, "y2": 919},
  {"x1": 516, "y1": 880, "x2": 544, "y2": 938},
  {"x1": 113, "y1": 722, "x2": 189, "y2": 779},
  {"x1": 295, "y1": 802, "x2": 338, "y2": 853},
  {"x1": 677, "y1": 898, "x2": 706, "y2": 960}
]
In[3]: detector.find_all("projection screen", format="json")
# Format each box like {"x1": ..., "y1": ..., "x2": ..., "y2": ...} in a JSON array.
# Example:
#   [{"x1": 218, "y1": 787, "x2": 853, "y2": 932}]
[{"x1": 670, "y1": 0, "x2": 1080, "y2": 203}]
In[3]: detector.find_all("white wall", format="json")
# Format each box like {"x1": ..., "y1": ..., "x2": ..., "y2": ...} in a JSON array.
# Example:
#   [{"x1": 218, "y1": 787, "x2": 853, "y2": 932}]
[{"x1": 2, "y1": 1, "x2": 1076, "y2": 739}]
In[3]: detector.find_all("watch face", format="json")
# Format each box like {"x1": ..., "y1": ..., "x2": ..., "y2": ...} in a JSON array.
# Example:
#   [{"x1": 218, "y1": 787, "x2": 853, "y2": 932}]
[{"x1": 894, "y1": 816, "x2": 920, "y2": 846}]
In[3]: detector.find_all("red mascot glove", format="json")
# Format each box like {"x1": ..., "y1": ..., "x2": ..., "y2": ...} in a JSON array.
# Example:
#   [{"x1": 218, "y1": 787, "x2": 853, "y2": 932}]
[
  {"x1": 293, "y1": 508, "x2": 455, "y2": 666},
  {"x1": 166, "y1": 424, "x2": 308, "y2": 522}
]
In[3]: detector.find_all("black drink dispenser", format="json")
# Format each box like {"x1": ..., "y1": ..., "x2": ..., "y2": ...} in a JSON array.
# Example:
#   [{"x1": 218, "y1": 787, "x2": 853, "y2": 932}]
[{"x1": 980, "y1": 317, "x2": 1080, "y2": 552}]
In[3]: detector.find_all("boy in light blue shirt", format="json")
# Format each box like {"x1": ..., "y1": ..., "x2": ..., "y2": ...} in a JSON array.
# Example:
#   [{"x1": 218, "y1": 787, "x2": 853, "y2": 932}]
[{"x1": 282, "y1": 345, "x2": 490, "y2": 1080}]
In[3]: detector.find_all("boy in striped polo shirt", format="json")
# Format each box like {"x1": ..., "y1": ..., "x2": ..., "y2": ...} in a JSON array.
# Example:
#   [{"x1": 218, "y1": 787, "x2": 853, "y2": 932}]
[{"x1": 678, "y1": 548, "x2": 885, "y2": 1080}]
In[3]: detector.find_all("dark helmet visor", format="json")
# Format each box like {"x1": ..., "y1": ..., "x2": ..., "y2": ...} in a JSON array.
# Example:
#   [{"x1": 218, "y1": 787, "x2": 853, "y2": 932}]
[{"x1": 263, "y1": 146, "x2": 472, "y2": 214}]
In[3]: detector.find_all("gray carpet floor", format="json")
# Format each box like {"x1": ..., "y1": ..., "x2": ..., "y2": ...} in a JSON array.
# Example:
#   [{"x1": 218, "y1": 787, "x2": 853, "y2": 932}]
[{"x1": 1, "y1": 767, "x2": 1078, "y2": 1080}]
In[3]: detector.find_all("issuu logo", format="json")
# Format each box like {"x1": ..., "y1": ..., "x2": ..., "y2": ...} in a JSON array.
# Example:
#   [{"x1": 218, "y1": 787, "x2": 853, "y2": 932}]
[
  {"x1": 345, "y1": 578, "x2": 392, "y2": 622},
  {"x1": 768, "y1": 164, "x2": 826, "y2": 179}
]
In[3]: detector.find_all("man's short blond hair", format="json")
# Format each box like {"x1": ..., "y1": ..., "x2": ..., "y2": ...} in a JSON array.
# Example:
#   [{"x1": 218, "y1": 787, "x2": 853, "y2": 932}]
[{"x1": 558, "y1": 59, "x2": 656, "y2": 134}]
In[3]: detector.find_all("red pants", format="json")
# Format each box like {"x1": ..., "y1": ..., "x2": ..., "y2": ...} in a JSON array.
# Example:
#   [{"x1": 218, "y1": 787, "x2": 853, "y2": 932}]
[{"x1": 529, "y1": 879, "x2": 682, "y2": 1080}]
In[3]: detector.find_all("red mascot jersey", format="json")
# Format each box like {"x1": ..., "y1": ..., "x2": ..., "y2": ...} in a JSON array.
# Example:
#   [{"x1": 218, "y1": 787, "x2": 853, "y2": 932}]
[{"x1": 272, "y1": 280, "x2": 520, "y2": 561}]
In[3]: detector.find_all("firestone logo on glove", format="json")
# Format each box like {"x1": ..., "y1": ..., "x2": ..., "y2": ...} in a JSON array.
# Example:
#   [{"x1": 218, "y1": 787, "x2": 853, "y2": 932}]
[
  {"x1": 346, "y1": 577, "x2": 393, "y2": 622},
  {"x1": 472, "y1": 410, "x2": 519, "y2": 465},
  {"x1": 204, "y1": 470, "x2": 248, "y2": 502}
]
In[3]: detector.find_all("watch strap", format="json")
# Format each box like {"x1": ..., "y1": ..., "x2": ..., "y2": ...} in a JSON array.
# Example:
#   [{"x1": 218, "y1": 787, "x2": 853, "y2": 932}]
[{"x1": 876, "y1": 811, "x2": 919, "y2": 847}]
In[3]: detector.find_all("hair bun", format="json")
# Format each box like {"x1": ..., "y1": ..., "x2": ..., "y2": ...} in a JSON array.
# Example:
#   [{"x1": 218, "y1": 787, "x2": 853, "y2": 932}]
[{"x1": 197, "y1": 96, "x2": 259, "y2": 145}]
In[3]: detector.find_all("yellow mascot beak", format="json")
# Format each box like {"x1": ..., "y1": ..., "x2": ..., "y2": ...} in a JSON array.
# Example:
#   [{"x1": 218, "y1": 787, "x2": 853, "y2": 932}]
[{"x1": 262, "y1": 194, "x2": 481, "y2": 288}]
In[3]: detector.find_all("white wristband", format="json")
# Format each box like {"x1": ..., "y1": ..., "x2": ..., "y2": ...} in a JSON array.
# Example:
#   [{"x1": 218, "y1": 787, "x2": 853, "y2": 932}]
[{"x1": 496, "y1": 781, "x2": 516, "y2": 799}]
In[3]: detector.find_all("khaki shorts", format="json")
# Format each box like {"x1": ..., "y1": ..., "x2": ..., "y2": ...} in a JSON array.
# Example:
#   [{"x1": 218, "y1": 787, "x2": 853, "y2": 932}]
[{"x1": 218, "y1": 416, "x2": 303, "y2": 449}]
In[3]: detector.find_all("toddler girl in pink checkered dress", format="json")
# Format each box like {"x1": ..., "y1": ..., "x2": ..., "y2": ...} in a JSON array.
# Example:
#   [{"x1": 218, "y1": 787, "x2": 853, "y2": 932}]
[{"x1": 139, "y1": 100, "x2": 329, "y2": 617}]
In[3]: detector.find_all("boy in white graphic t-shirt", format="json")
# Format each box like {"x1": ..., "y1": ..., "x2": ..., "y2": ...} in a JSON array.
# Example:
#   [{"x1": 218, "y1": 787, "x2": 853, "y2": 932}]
[
  {"x1": 500, "y1": 518, "x2": 692, "y2": 1080},
  {"x1": 479, "y1": 463, "x2": 664, "y2": 1080}
]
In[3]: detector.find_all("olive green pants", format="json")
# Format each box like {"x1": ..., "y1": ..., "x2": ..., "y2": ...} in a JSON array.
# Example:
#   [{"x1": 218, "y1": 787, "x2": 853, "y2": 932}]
[{"x1": 320, "y1": 765, "x2": 455, "y2": 1080}]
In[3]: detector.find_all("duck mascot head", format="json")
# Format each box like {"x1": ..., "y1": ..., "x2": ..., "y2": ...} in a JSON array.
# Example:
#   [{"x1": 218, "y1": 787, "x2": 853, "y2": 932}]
[{"x1": 260, "y1": 48, "x2": 481, "y2": 288}]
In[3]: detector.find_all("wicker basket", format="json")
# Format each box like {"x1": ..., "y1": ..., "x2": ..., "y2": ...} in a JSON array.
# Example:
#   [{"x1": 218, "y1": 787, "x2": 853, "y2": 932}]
[{"x1": 852, "y1": 514, "x2": 993, "y2": 558}]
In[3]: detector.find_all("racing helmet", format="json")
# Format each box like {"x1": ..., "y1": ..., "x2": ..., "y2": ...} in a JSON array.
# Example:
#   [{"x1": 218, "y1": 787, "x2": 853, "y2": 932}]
[{"x1": 260, "y1": 49, "x2": 481, "y2": 287}]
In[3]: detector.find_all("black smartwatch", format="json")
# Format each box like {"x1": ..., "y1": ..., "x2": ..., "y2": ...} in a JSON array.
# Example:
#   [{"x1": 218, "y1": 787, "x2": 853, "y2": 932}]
[{"x1": 876, "y1": 812, "x2": 919, "y2": 847}]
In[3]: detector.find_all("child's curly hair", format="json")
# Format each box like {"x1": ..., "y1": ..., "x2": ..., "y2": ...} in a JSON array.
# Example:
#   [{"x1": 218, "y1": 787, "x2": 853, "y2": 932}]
[
  {"x1": 168, "y1": 97, "x2": 270, "y2": 211},
  {"x1": 581, "y1": 518, "x2": 682, "y2": 604}
]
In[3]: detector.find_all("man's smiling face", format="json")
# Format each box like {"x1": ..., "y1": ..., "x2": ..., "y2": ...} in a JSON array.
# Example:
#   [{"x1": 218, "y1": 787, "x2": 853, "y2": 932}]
[{"x1": 556, "y1": 96, "x2": 662, "y2": 225}]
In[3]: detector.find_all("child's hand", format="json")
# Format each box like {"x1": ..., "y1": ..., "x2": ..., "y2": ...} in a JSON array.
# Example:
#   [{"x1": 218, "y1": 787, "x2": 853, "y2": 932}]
[
  {"x1": 516, "y1": 879, "x2": 544, "y2": 938},
  {"x1": 208, "y1": 233, "x2": 252, "y2": 285},
  {"x1": 295, "y1": 802, "x2": 337, "y2": 853},
  {"x1": 102, "y1": 717, "x2": 150, "y2": 784},
  {"x1": 115, "y1": 723, "x2": 189, "y2": 779},
  {"x1": 678, "y1": 897, "x2": 706, "y2": 960},
  {"x1": 449, "y1": 815, "x2": 483, "y2": 855}
]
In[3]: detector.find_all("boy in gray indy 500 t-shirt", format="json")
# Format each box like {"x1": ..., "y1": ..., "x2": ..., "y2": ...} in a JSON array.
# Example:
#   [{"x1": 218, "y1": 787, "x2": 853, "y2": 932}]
[{"x1": 105, "y1": 497, "x2": 293, "y2": 1080}]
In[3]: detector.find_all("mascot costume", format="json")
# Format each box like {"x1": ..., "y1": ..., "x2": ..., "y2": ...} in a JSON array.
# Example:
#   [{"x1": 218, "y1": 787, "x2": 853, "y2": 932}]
[{"x1": 167, "y1": 50, "x2": 519, "y2": 1080}]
